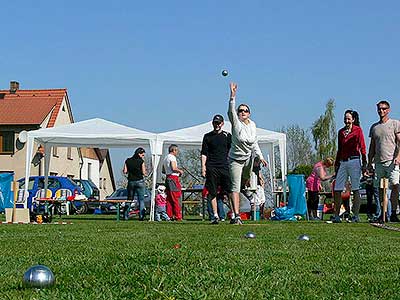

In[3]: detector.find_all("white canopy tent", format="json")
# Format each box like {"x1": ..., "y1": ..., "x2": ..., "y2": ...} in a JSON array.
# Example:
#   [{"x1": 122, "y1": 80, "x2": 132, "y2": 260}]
[
  {"x1": 156, "y1": 121, "x2": 287, "y2": 218},
  {"x1": 23, "y1": 118, "x2": 287, "y2": 221},
  {"x1": 22, "y1": 118, "x2": 161, "y2": 213}
]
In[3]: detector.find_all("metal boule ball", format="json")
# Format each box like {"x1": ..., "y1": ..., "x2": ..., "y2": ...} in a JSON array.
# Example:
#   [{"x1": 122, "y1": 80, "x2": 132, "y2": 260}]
[
  {"x1": 23, "y1": 265, "x2": 55, "y2": 288},
  {"x1": 222, "y1": 70, "x2": 229, "y2": 77},
  {"x1": 244, "y1": 232, "x2": 256, "y2": 239},
  {"x1": 297, "y1": 234, "x2": 310, "y2": 241}
]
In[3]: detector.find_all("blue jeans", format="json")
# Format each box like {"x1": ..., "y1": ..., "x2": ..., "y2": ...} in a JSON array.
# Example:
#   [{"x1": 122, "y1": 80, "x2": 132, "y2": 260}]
[
  {"x1": 207, "y1": 197, "x2": 226, "y2": 220},
  {"x1": 366, "y1": 184, "x2": 381, "y2": 217},
  {"x1": 155, "y1": 206, "x2": 170, "y2": 221},
  {"x1": 125, "y1": 179, "x2": 146, "y2": 220}
]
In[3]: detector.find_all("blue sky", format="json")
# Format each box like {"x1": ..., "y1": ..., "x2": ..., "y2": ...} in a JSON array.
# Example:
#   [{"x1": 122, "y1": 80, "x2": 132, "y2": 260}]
[{"x1": 2, "y1": 1, "x2": 400, "y2": 180}]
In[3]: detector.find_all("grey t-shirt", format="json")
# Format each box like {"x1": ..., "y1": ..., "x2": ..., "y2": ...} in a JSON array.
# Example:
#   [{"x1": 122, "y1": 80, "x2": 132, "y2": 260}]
[{"x1": 369, "y1": 118, "x2": 400, "y2": 163}]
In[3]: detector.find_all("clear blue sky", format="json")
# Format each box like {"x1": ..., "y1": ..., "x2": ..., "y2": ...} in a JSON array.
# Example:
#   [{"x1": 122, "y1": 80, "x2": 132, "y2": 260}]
[{"x1": 2, "y1": 1, "x2": 400, "y2": 181}]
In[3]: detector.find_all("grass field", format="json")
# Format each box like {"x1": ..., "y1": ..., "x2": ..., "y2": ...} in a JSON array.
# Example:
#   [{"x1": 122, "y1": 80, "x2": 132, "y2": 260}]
[{"x1": 1, "y1": 215, "x2": 400, "y2": 300}]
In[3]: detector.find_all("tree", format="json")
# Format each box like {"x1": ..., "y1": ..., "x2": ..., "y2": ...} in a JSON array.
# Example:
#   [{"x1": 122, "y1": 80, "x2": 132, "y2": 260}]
[
  {"x1": 311, "y1": 99, "x2": 337, "y2": 160},
  {"x1": 280, "y1": 124, "x2": 314, "y2": 171}
]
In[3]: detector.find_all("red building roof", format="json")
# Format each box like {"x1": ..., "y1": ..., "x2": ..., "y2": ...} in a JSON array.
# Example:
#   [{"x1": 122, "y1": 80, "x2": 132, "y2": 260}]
[{"x1": 0, "y1": 89, "x2": 67, "y2": 127}]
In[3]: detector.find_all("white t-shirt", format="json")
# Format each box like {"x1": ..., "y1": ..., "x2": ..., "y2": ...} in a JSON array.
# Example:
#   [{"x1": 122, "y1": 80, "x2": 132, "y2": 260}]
[
  {"x1": 228, "y1": 97, "x2": 263, "y2": 161},
  {"x1": 163, "y1": 153, "x2": 180, "y2": 176}
]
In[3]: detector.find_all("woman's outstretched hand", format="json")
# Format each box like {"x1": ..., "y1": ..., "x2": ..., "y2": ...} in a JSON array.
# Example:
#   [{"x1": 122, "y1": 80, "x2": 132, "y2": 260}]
[{"x1": 230, "y1": 82, "x2": 237, "y2": 98}]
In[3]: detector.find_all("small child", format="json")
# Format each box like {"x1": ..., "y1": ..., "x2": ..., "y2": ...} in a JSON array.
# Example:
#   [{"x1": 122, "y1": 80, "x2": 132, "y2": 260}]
[{"x1": 155, "y1": 185, "x2": 170, "y2": 221}]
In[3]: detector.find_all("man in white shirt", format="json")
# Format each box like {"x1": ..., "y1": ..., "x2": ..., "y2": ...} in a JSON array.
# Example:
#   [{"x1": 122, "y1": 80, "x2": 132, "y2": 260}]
[{"x1": 162, "y1": 144, "x2": 184, "y2": 221}]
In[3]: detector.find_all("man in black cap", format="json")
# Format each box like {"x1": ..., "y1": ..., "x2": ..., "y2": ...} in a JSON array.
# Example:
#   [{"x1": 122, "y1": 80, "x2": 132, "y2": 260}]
[{"x1": 201, "y1": 114, "x2": 232, "y2": 224}]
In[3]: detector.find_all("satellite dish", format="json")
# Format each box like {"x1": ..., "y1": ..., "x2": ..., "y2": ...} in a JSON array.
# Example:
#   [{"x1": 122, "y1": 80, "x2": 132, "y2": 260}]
[{"x1": 18, "y1": 130, "x2": 28, "y2": 143}]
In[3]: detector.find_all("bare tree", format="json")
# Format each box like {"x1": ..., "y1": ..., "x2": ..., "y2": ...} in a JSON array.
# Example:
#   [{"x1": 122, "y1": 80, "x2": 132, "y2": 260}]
[
  {"x1": 116, "y1": 156, "x2": 153, "y2": 189},
  {"x1": 177, "y1": 149, "x2": 203, "y2": 188}
]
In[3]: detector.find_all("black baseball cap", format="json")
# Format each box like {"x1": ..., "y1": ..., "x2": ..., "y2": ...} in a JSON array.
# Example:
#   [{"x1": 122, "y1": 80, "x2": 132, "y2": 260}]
[{"x1": 212, "y1": 114, "x2": 224, "y2": 123}]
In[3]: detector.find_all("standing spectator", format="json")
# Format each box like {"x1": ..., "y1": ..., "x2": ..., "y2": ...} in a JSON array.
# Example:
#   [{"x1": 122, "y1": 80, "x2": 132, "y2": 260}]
[
  {"x1": 306, "y1": 157, "x2": 334, "y2": 220},
  {"x1": 201, "y1": 114, "x2": 232, "y2": 224},
  {"x1": 123, "y1": 147, "x2": 147, "y2": 221},
  {"x1": 203, "y1": 187, "x2": 227, "y2": 222},
  {"x1": 249, "y1": 156, "x2": 267, "y2": 219},
  {"x1": 162, "y1": 144, "x2": 184, "y2": 221},
  {"x1": 363, "y1": 170, "x2": 381, "y2": 221},
  {"x1": 333, "y1": 110, "x2": 367, "y2": 223},
  {"x1": 228, "y1": 82, "x2": 267, "y2": 224},
  {"x1": 155, "y1": 185, "x2": 170, "y2": 221},
  {"x1": 367, "y1": 100, "x2": 400, "y2": 222}
]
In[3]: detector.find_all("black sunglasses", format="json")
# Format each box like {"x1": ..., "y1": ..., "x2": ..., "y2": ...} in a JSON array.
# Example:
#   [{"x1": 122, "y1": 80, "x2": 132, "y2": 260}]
[
  {"x1": 238, "y1": 109, "x2": 249, "y2": 113},
  {"x1": 378, "y1": 107, "x2": 389, "y2": 111}
]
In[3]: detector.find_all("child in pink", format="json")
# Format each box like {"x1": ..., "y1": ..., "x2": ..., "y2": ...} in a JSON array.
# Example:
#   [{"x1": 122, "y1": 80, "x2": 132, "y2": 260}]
[{"x1": 155, "y1": 185, "x2": 170, "y2": 221}]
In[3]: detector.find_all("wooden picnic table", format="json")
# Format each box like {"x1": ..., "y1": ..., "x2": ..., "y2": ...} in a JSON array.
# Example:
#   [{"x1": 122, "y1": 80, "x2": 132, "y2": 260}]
[{"x1": 35, "y1": 198, "x2": 136, "y2": 221}]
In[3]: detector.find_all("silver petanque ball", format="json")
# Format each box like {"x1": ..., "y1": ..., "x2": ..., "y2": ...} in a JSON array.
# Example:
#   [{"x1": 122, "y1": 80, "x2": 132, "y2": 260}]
[
  {"x1": 23, "y1": 265, "x2": 55, "y2": 288},
  {"x1": 222, "y1": 69, "x2": 229, "y2": 77},
  {"x1": 297, "y1": 234, "x2": 310, "y2": 241},
  {"x1": 244, "y1": 231, "x2": 256, "y2": 239}
]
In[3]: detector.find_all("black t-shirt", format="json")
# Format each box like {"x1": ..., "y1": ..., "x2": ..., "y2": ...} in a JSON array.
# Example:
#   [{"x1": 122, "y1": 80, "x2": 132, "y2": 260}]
[
  {"x1": 125, "y1": 157, "x2": 144, "y2": 181},
  {"x1": 201, "y1": 130, "x2": 232, "y2": 168}
]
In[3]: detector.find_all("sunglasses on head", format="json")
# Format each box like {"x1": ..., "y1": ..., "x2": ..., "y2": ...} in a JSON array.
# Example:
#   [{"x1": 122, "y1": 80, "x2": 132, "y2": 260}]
[{"x1": 238, "y1": 109, "x2": 249, "y2": 113}]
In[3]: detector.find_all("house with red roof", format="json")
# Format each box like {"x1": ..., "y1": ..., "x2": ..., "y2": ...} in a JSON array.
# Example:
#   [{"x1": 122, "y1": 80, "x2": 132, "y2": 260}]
[{"x1": 0, "y1": 81, "x2": 115, "y2": 198}]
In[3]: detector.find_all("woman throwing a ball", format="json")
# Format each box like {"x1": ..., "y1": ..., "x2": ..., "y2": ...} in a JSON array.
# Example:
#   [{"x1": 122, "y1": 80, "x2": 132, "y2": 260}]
[{"x1": 228, "y1": 82, "x2": 267, "y2": 224}]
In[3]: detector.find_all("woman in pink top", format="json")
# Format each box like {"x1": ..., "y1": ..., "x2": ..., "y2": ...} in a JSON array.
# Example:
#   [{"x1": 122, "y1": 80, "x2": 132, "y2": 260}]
[{"x1": 306, "y1": 157, "x2": 335, "y2": 220}]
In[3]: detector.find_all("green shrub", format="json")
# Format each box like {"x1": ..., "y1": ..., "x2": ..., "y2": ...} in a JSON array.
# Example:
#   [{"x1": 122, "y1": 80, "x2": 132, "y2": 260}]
[{"x1": 289, "y1": 164, "x2": 313, "y2": 177}]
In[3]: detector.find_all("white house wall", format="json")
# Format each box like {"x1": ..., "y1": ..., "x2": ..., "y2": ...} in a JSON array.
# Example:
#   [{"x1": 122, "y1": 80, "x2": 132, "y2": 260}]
[{"x1": 81, "y1": 157, "x2": 100, "y2": 188}]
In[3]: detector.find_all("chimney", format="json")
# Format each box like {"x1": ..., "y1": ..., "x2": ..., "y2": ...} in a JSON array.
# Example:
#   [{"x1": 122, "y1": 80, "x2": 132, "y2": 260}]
[{"x1": 10, "y1": 81, "x2": 19, "y2": 94}]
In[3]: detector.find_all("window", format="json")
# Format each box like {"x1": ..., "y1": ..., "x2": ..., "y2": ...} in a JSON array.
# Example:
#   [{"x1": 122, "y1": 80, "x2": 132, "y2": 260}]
[
  {"x1": 0, "y1": 131, "x2": 14, "y2": 154},
  {"x1": 19, "y1": 178, "x2": 35, "y2": 190},
  {"x1": 48, "y1": 178, "x2": 61, "y2": 189},
  {"x1": 50, "y1": 172, "x2": 58, "y2": 176},
  {"x1": 99, "y1": 177, "x2": 103, "y2": 189},
  {"x1": 103, "y1": 178, "x2": 106, "y2": 189},
  {"x1": 88, "y1": 163, "x2": 92, "y2": 180},
  {"x1": 67, "y1": 147, "x2": 72, "y2": 160},
  {"x1": 52, "y1": 146, "x2": 58, "y2": 157}
]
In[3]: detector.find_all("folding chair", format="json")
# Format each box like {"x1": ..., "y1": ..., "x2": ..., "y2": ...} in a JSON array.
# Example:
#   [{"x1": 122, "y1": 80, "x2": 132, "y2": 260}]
[{"x1": 54, "y1": 189, "x2": 73, "y2": 215}]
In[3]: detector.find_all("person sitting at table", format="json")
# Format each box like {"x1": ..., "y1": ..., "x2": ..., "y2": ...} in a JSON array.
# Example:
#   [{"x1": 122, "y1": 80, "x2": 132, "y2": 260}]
[{"x1": 306, "y1": 157, "x2": 335, "y2": 220}]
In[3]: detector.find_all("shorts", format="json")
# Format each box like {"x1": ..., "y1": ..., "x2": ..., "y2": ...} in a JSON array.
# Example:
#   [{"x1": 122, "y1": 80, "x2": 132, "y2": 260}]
[
  {"x1": 374, "y1": 161, "x2": 400, "y2": 188},
  {"x1": 229, "y1": 156, "x2": 253, "y2": 193},
  {"x1": 205, "y1": 167, "x2": 231, "y2": 199},
  {"x1": 334, "y1": 158, "x2": 361, "y2": 191}
]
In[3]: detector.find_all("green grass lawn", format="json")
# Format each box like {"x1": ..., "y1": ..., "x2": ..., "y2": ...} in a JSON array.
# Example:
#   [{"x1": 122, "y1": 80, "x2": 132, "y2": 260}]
[{"x1": 1, "y1": 215, "x2": 400, "y2": 300}]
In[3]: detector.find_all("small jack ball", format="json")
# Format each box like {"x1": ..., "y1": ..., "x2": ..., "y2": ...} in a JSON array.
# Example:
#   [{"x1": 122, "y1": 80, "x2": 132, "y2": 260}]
[{"x1": 222, "y1": 70, "x2": 228, "y2": 77}]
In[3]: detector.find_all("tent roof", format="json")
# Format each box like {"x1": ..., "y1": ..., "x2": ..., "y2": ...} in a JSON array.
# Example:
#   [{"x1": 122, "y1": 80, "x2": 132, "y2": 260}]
[
  {"x1": 27, "y1": 118, "x2": 157, "y2": 147},
  {"x1": 158, "y1": 121, "x2": 285, "y2": 145}
]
